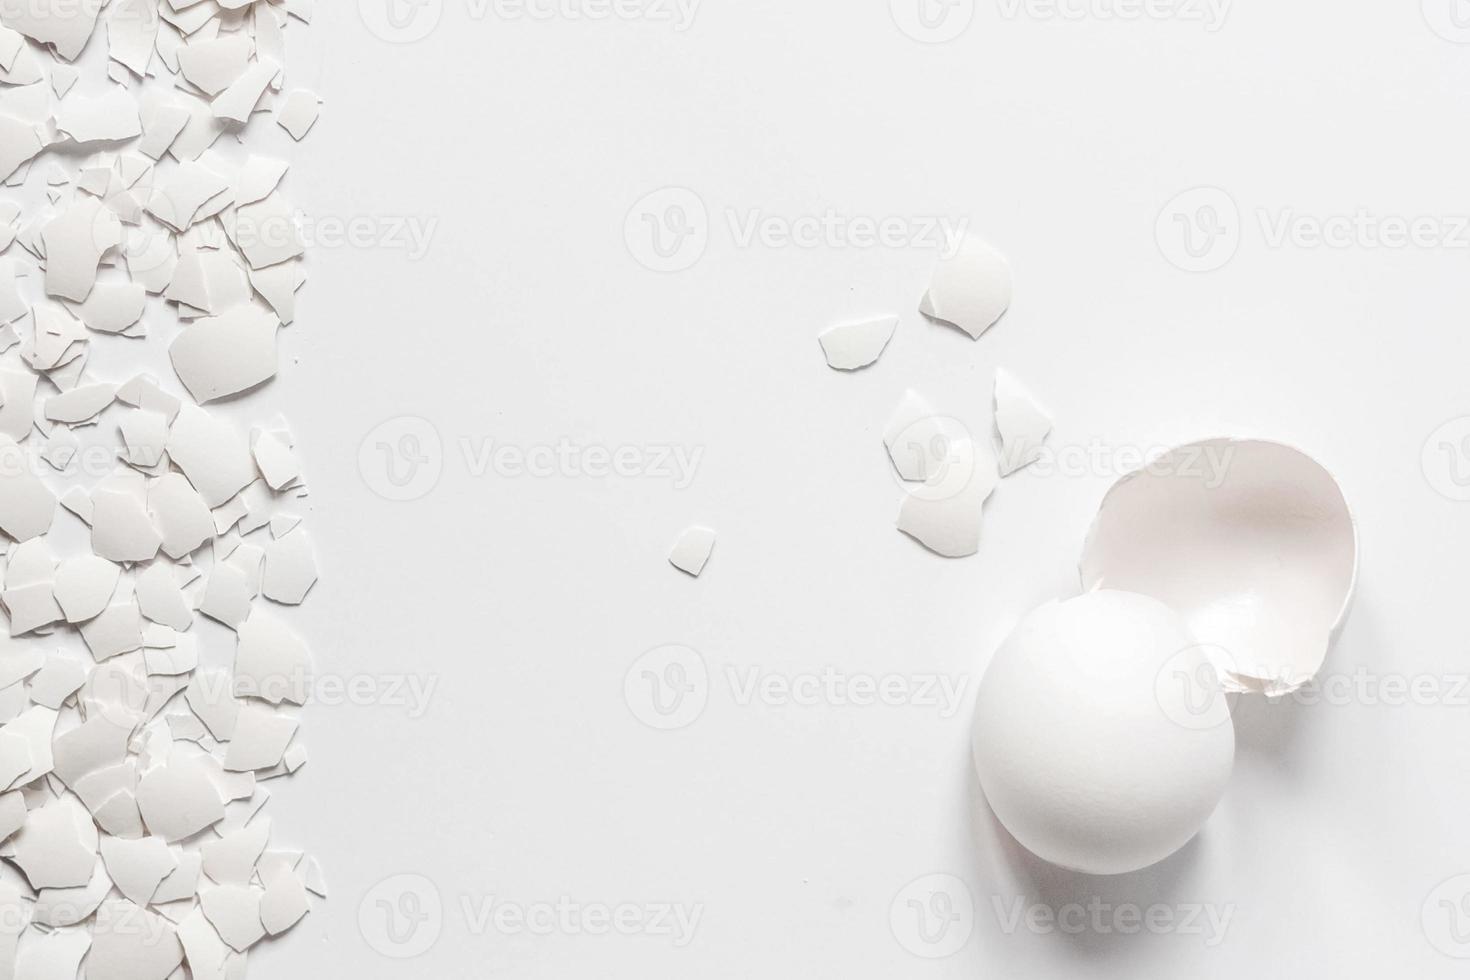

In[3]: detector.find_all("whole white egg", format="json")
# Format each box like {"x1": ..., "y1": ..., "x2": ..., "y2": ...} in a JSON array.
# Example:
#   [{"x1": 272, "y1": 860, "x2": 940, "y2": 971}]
[{"x1": 972, "y1": 590, "x2": 1235, "y2": 875}]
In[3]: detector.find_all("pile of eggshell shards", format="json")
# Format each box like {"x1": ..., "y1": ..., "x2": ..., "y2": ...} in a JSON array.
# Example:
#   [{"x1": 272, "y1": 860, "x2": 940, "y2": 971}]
[
  {"x1": 0, "y1": 0, "x2": 325, "y2": 976},
  {"x1": 817, "y1": 234, "x2": 1051, "y2": 558}
]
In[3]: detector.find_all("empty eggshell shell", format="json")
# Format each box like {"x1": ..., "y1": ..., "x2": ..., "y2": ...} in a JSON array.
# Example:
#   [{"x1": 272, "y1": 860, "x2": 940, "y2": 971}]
[
  {"x1": 972, "y1": 591, "x2": 1235, "y2": 876},
  {"x1": 1080, "y1": 438, "x2": 1357, "y2": 696}
]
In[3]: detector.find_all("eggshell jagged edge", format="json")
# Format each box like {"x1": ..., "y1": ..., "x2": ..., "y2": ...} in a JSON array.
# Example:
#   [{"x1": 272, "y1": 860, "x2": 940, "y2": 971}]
[{"x1": 1078, "y1": 437, "x2": 1359, "y2": 696}]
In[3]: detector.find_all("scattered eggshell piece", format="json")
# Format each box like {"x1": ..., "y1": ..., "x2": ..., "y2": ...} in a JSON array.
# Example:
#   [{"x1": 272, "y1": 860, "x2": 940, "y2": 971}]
[
  {"x1": 200, "y1": 884, "x2": 266, "y2": 952},
  {"x1": 0, "y1": 435, "x2": 57, "y2": 541},
  {"x1": 261, "y1": 530, "x2": 316, "y2": 604},
  {"x1": 41, "y1": 199, "x2": 122, "y2": 302},
  {"x1": 44, "y1": 381, "x2": 117, "y2": 424},
  {"x1": 993, "y1": 368, "x2": 1052, "y2": 475},
  {"x1": 223, "y1": 703, "x2": 297, "y2": 772},
  {"x1": 73, "y1": 282, "x2": 147, "y2": 334},
  {"x1": 882, "y1": 389, "x2": 969, "y2": 483},
  {"x1": 259, "y1": 857, "x2": 310, "y2": 935},
  {"x1": 234, "y1": 611, "x2": 310, "y2": 704},
  {"x1": 201, "y1": 817, "x2": 269, "y2": 885},
  {"x1": 896, "y1": 437, "x2": 998, "y2": 559},
  {"x1": 919, "y1": 234, "x2": 1012, "y2": 340},
  {"x1": 668, "y1": 526, "x2": 716, "y2": 578},
  {"x1": 0, "y1": 0, "x2": 103, "y2": 60},
  {"x1": 274, "y1": 89, "x2": 320, "y2": 140},
  {"x1": 166, "y1": 407, "x2": 257, "y2": 509},
  {"x1": 136, "y1": 755, "x2": 226, "y2": 843},
  {"x1": 147, "y1": 473, "x2": 216, "y2": 559},
  {"x1": 55, "y1": 88, "x2": 143, "y2": 143},
  {"x1": 100, "y1": 834, "x2": 179, "y2": 906},
  {"x1": 13, "y1": 924, "x2": 90, "y2": 980},
  {"x1": 53, "y1": 555, "x2": 120, "y2": 623},
  {"x1": 11, "y1": 795, "x2": 97, "y2": 889},
  {"x1": 817, "y1": 316, "x2": 897, "y2": 370},
  {"x1": 88, "y1": 899, "x2": 185, "y2": 980},
  {"x1": 170, "y1": 306, "x2": 279, "y2": 403},
  {"x1": 91, "y1": 490, "x2": 163, "y2": 564}
]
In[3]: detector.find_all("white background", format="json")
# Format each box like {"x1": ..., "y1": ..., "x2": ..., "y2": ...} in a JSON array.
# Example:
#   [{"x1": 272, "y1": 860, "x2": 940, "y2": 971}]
[{"x1": 263, "y1": 0, "x2": 1470, "y2": 975}]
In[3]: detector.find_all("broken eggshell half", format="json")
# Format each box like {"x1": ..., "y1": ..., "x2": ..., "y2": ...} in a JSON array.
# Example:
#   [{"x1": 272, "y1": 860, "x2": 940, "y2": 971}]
[{"x1": 1079, "y1": 438, "x2": 1357, "y2": 696}]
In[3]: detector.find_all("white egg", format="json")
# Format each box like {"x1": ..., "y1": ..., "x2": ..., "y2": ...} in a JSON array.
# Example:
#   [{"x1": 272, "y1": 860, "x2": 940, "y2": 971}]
[{"x1": 972, "y1": 590, "x2": 1234, "y2": 876}]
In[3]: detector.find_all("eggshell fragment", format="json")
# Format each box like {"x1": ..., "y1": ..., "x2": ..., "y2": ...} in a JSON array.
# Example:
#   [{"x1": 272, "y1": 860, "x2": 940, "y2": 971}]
[
  {"x1": 919, "y1": 234, "x2": 1012, "y2": 340},
  {"x1": 896, "y1": 442, "x2": 998, "y2": 559},
  {"x1": 275, "y1": 89, "x2": 321, "y2": 141},
  {"x1": 166, "y1": 407, "x2": 256, "y2": 509},
  {"x1": 668, "y1": 526, "x2": 716, "y2": 578},
  {"x1": 53, "y1": 555, "x2": 120, "y2": 622},
  {"x1": 817, "y1": 316, "x2": 896, "y2": 371},
  {"x1": 972, "y1": 591, "x2": 1235, "y2": 875},
  {"x1": 88, "y1": 900, "x2": 184, "y2": 980},
  {"x1": 169, "y1": 306, "x2": 279, "y2": 403},
  {"x1": 883, "y1": 390, "x2": 969, "y2": 484},
  {"x1": 0, "y1": 435, "x2": 57, "y2": 541},
  {"x1": 136, "y1": 756, "x2": 227, "y2": 843},
  {"x1": 1080, "y1": 439, "x2": 1357, "y2": 695},
  {"x1": 993, "y1": 368, "x2": 1051, "y2": 475},
  {"x1": 12, "y1": 795, "x2": 98, "y2": 889}
]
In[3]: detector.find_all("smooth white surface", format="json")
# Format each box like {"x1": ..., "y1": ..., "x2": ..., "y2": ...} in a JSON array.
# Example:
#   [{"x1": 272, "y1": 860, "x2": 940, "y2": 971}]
[
  {"x1": 972, "y1": 592, "x2": 1235, "y2": 876},
  {"x1": 269, "y1": 3, "x2": 1470, "y2": 976}
]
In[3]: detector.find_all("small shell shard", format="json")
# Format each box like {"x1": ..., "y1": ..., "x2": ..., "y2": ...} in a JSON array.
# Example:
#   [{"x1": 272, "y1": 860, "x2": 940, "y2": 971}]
[
  {"x1": 993, "y1": 368, "x2": 1052, "y2": 475},
  {"x1": 668, "y1": 527, "x2": 716, "y2": 577},
  {"x1": 919, "y1": 235, "x2": 1012, "y2": 340},
  {"x1": 817, "y1": 316, "x2": 896, "y2": 371}
]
